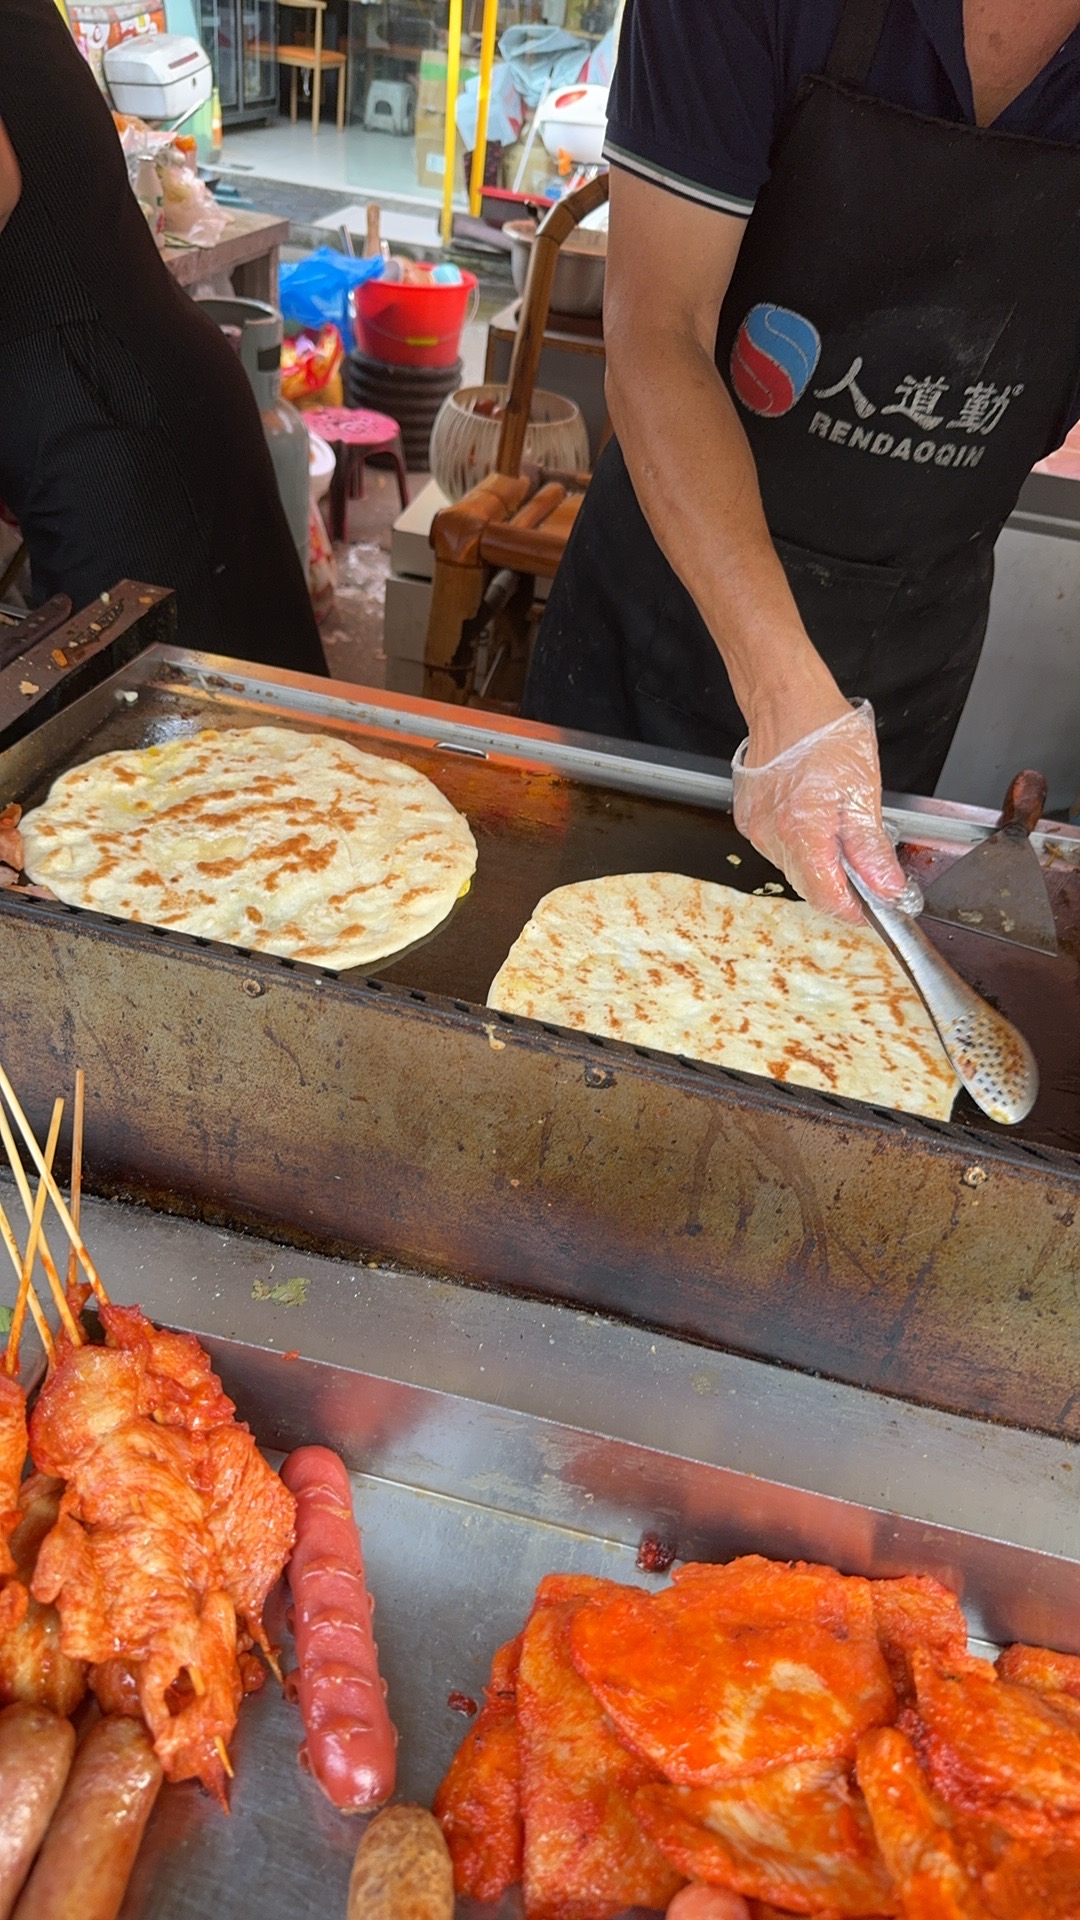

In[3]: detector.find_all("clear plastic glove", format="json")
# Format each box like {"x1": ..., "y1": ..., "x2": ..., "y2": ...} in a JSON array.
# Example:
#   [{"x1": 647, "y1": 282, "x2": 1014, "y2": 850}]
[{"x1": 731, "y1": 698, "x2": 905, "y2": 924}]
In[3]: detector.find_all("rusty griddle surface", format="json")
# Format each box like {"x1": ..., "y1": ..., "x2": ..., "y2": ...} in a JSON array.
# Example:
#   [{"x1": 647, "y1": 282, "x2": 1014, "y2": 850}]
[{"x1": 6, "y1": 660, "x2": 1080, "y2": 1152}]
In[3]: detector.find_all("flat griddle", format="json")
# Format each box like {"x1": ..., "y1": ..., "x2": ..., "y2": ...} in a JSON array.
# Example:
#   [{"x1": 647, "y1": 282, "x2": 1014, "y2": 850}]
[
  {"x1": 3, "y1": 627, "x2": 1080, "y2": 1441},
  {"x1": 8, "y1": 636, "x2": 1080, "y2": 1149}
]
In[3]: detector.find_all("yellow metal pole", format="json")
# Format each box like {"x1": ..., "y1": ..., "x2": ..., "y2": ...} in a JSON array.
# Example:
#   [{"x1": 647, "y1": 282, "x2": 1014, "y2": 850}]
[
  {"x1": 469, "y1": 0, "x2": 499, "y2": 219},
  {"x1": 441, "y1": 0, "x2": 464, "y2": 248}
]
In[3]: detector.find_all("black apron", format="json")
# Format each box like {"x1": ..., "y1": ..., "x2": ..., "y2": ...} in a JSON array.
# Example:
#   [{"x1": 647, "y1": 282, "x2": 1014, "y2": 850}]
[{"x1": 523, "y1": 0, "x2": 1080, "y2": 792}]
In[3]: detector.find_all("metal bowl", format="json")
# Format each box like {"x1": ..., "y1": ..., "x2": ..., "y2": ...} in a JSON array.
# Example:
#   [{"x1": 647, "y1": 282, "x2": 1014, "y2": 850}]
[{"x1": 504, "y1": 218, "x2": 606, "y2": 318}]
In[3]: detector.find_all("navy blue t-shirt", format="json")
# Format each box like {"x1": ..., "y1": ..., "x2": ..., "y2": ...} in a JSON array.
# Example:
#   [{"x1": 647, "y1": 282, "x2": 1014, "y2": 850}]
[{"x1": 604, "y1": 0, "x2": 1080, "y2": 216}]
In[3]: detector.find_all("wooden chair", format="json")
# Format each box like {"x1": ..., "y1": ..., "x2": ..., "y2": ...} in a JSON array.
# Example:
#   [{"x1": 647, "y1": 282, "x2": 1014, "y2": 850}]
[
  {"x1": 423, "y1": 172, "x2": 609, "y2": 708},
  {"x1": 277, "y1": 0, "x2": 348, "y2": 135}
]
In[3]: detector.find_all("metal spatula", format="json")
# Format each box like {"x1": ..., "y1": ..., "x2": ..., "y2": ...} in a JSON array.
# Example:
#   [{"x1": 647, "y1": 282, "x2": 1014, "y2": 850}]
[
  {"x1": 843, "y1": 862, "x2": 1039, "y2": 1126},
  {"x1": 922, "y1": 770, "x2": 1058, "y2": 955}
]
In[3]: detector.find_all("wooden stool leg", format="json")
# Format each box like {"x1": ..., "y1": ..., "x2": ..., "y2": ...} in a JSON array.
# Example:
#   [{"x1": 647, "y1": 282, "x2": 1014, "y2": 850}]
[
  {"x1": 290, "y1": 66, "x2": 298, "y2": 123},
  {"x1": 424, "y1": 555, "x2": 488, "y2": 705},
  {"x1": 391, "y1": 435, "x2": 409, "y2": 511},
  {"x1": 328, "y1": 443, "x2": 347, "y2": 542},
  {"x1": 337, "y1": 60, "x2": 347, "y2": 133}
]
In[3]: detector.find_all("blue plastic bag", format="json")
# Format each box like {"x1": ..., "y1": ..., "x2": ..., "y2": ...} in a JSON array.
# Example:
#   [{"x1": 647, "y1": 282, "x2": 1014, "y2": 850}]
[{"x1": 279, "y1": 248, "x2": 384, "y2": 336}]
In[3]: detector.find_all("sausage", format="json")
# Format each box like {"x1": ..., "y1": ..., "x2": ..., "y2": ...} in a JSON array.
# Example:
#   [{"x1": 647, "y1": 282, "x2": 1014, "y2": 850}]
[
  {"x1": 0, "y1": 1704, "x2": 75, "y2": 1920},
  {"x1": 347, "y1": 1805, "x2": 453, "y2": 1920},
  {"x1": 666, "y1": 1887, "x2": 751, "y2": 1920},
  {"x1": 12, "y1": 1716, "x2": 163, "y2": 1920},
  {"x1": 280, "y1": 1445, "x2": 397, "y2": 1813}
]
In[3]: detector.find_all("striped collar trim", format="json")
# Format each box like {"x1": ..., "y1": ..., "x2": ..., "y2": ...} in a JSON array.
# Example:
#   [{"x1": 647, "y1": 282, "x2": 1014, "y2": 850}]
[{"x1": 603, "y1": 141, "x2": 755, "y2": 216}]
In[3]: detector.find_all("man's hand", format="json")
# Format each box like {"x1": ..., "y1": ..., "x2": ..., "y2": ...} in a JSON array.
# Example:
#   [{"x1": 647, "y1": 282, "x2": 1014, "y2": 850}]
[
  {"x1": 732, "y1": 702, "x2": 905, "y2": 922},
  {"x1": 604, "y1": 168, "x2": 900, "y2": 916}
]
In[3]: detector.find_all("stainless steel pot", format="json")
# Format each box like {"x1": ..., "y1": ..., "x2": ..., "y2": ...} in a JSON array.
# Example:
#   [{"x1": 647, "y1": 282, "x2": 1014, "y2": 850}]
[{"x1": 504, "y1": 217, "x2": 606, "y2": 318}]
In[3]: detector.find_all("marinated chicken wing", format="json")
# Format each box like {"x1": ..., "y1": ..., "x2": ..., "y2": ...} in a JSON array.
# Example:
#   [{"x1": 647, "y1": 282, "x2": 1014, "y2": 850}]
[
  {"x1": 0, "y1": 1375, "x2": 26, "y2": 1577},
  {"x1": 30, "y1": 1346, "x2": 240, "y2": 1804},
  {"x1": 519, "y1": 1572, "x2": 684, "y2": 1920},
  {"x1": 435, "y1": 1634, "x2": 523, "y2": 1902},
  {"x1": 912, "y1": 1647, "x2": 1080, "y2": 1839},
  {"x1": 101, "y1": 1303, "x2": 236, "y2": 1433},
  {"x1": 0, "y1": 1472, "x2": 86, "y2": 1716},
  {"x1": 869, "y1": 1578, "x2": 969, "y2": 1705},
  {"x1": 996, "y1": 1641, "x2": 1080, "y2": 1701},
  {"x1": 28, "y1": 1342, "x2": 145, "y2": 1480},
  {"x1": 857, "y1": 1723, "x2": 1080, "y2": 1920},
  {"x1": 569, "y1": 1559, "x2": 895, "y2": 1787},
  {"x1": 634, "y1": 1761, "x2": 896, "y2": 1916},
  {"x1": 194, "y1": 1420, "x2": 295, "y2": 1660},
  {"x1": 856, "y1": 1726, "x2": 983, "y2": 1919}
]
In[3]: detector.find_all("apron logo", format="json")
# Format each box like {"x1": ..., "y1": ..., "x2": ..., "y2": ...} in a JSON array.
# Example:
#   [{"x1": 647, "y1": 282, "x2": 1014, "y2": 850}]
[{"x1": 731, "y1": 304, "x2": 822, "y2": 417}]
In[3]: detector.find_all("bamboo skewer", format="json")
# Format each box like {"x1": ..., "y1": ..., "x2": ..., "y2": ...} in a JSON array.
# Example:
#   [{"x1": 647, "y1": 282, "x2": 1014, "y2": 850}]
[
  {"x1": 6, "y1": 1100, "x2": 66, "y2": 1364},
  {"x1": 0, "y1": 1201, "x2": 55, "y2": 1370},
  {"x1": 0, "y1": 1063, "x2": 109, "y2": 1305},
  {"x1": 2, "y1": 1100, "x2": 72, "y2": 1372},
  {"x1": 66, "y1": 1068, "x2": 85, "y2": 1305},
  {"x1": 0, "y1": 1095, "x2": 68, "y2": 1314}
]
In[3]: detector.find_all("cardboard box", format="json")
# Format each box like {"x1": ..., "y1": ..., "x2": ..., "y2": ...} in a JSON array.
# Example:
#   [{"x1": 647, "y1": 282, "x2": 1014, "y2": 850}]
[
  {"x1": 384, "y1": 655, "x2": 427, "y2": 697},
  {"x1": 384, "y1": 576, "x2": 434, "y2": 662},
  {"x1": 416, "y1": 48, "x2": 480, "y2": 117},
  {"x1": 499, "y1": 138, "x2": 561, "y2": 200},
  {"x1": 415, "y1": 124, "x2": 467, "y2": 191}
]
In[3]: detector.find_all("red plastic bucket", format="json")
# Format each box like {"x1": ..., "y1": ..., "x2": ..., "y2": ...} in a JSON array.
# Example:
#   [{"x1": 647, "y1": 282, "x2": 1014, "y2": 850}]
[{"x1": 352, "y1": 269, "x2": 479, "y2": 369}]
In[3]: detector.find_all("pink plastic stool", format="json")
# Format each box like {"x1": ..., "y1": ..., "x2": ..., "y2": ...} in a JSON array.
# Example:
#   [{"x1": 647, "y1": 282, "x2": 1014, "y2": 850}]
[{"x1": 303, "y1": 406, "x2": 410, "y2": 542}]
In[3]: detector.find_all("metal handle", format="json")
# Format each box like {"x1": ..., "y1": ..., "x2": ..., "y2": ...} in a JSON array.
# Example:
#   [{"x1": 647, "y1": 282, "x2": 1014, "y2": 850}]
[
  {"x1": 999, "y1": 768, "x2": 1047, "y2": 839},
  {"x1": 842, "y1": 861, "x2": 1039, "y2": 1126}
]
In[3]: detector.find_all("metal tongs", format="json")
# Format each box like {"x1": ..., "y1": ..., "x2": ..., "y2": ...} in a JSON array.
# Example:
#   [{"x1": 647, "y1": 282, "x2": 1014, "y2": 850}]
[{"x1": 842, "y1": 862, "x2": 1039, "y2": 1126}]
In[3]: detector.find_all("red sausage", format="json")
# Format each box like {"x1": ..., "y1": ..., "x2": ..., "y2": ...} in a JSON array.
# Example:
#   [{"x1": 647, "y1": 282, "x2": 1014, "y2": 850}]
[
  {"x1": 281, "y1": 1445, "x2": 398, "y2": 1812},
  {"x1": 0, "y1": 1705, "x2": 75, "y2": 1920}
]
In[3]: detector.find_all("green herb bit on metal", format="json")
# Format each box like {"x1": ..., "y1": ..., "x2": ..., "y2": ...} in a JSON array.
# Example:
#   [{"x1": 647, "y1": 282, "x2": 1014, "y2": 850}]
[{"x1": 251, "y1": 1275, "x2": 311, "y2": 1308}]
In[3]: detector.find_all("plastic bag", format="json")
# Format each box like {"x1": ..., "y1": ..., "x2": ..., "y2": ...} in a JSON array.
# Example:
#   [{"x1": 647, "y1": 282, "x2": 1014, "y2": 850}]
[
  {"x1": 281, "y1": 326, "x2": 344, "y2": 404},
  {"x1": 280, "y1": 248, "x2": 385, "y2": 336},
  {"x1": 159, "y1": 159, "x2": 230, "y2": 245}
]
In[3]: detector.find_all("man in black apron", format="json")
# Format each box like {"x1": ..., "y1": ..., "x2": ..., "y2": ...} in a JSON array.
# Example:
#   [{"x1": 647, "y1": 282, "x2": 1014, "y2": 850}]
[{"x1": 523, "y1": 0, "x2": 1080, "y2": 919}]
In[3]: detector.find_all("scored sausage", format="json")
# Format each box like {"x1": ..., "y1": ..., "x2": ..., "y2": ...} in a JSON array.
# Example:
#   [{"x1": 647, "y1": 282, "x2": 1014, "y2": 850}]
[
  {"x1": 12, "y1": 1716, "x2": 163, "y2": 1920},
  {"x1": 347, "y1": 1805, "x2": 453, "y2": 1920},
  {"x1": 281, "y1": 1445, "x2": 398, "y2": 1813},
  {"x1": 0, "y1": 1704, "x2": 75, "y2": 1920}
]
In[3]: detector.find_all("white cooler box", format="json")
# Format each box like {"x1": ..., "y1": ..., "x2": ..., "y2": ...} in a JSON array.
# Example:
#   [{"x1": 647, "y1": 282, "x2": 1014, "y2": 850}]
[{"x1": 104, "y1": 33, "x2": 212, "y2": 122}]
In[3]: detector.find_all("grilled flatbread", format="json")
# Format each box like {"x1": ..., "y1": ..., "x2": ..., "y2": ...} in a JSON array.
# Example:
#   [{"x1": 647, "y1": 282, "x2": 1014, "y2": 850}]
[
  {"x1": 21, "y1": 726, "x2": 477, "y2": 969},
  {"x1": 488, "y1": 872, "x2": 957, "y2": 1120}
]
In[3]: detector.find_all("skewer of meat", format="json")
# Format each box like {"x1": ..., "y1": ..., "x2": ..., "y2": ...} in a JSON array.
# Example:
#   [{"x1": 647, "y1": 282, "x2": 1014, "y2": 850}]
[
  {"x1": 0, "y1": 1703, "x2": 75, "y2": 1920},
  {"x1": 281, "y1": 1445, "x2": 397, "y2": 1812},
  {"x1": 11, "y1": 1715, "x2": 162, "y2": 1920}
]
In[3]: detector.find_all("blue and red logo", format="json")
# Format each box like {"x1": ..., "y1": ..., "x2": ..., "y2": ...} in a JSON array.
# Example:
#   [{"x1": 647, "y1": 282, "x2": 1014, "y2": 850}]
[{"x1": 730, "y1": 304, "x2": 821, "y2": 418}]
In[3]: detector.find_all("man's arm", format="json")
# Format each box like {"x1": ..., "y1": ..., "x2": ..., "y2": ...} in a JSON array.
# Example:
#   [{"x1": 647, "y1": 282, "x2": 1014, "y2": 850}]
[
  {"x1": 604, "y1": 167, "x2": 903, "y2": 917},
  {"x1": 0, "y1": 117, "x2": 21, "y2": 233}
]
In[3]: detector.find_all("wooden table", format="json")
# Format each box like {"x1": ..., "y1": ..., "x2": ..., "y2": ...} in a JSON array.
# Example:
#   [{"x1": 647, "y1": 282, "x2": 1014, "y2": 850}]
[{"x1": 161, "y1": 209, "x2": 290, "y2": 308}]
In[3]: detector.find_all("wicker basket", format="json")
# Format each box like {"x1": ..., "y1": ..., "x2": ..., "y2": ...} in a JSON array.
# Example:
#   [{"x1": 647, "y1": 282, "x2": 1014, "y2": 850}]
[{"x1": 429, "y1": 385, "x2": 590, "y2": 502}]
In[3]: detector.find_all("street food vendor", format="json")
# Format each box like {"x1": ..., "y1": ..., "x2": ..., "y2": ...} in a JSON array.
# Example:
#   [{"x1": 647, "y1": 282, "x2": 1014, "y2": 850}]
[
  {"x1": 523, "y1": 0, "x2": 1080, "y2": 920},
  {"x1": 0, "y1": 0, "x2": 327, "y2": 677}
]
